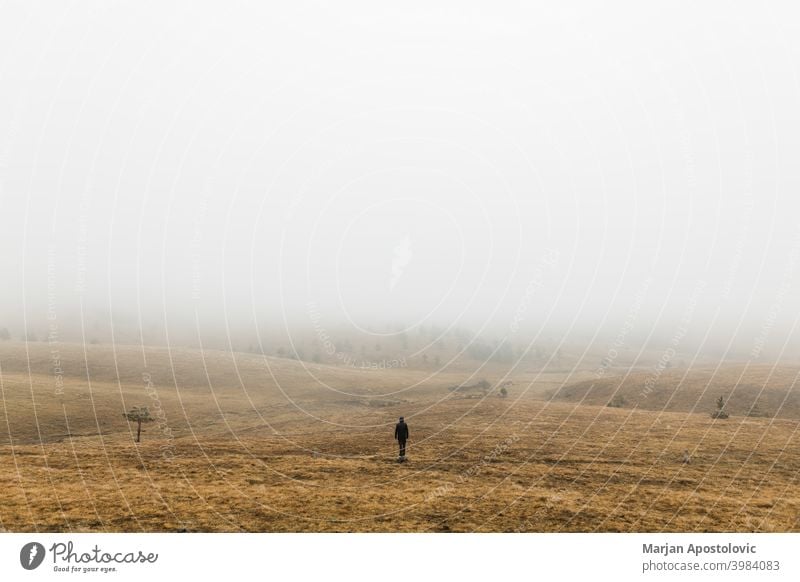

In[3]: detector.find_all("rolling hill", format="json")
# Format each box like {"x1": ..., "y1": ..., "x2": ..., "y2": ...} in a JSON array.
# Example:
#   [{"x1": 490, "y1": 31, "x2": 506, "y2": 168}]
[
  {"x1": 551, "y1": 365, "x2": 800, "y2": 420},
  {"x1": 1, "y1": 342, "x2": 799, "y2": 532}
]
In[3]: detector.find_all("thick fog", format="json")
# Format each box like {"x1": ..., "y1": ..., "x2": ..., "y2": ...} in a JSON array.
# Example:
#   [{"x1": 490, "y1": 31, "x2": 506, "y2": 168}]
[{"x1": 1, "y1": 2, "x2": 800, "y2": 358}]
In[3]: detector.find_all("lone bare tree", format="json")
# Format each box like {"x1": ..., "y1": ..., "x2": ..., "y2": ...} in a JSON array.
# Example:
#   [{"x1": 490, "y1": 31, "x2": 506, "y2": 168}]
[{"x1": 123, "y1": 406, "x2": 154, "y2": 443}]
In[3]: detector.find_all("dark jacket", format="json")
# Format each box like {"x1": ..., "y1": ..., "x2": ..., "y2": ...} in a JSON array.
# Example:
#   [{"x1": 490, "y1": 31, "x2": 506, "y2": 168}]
[{"x1": 394, "y1": 421, "x2": 409, "y2": 442}]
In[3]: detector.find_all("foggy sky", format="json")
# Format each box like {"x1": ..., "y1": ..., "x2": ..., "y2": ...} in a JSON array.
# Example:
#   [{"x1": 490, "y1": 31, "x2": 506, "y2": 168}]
[{"x1": 1, "y1": 1, "x2": 800, "y2": 357}]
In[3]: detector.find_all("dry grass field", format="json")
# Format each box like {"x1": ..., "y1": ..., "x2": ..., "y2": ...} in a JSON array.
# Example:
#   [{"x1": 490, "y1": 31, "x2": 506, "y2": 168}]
[
  {"x1": 552, "y1": 365, "x2": 800, "y2": 419},
  {"x1": 1, "y1": 342, "x2": 799, "y2": 532}
]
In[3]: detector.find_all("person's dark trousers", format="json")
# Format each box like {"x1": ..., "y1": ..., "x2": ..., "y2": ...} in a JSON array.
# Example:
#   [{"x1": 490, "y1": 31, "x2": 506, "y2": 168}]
[{"x1": 399, "y1": 440, "x2": 406, "y2": 457}]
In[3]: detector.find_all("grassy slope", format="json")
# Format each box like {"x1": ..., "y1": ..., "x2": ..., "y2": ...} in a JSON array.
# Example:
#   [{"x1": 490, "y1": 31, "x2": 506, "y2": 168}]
[
  {"x1": 551, "y1": 365, "x2": 800, "y2": 419},
  {"x1": 1, "y1": 342, "x2": 799, "y2": 532}
]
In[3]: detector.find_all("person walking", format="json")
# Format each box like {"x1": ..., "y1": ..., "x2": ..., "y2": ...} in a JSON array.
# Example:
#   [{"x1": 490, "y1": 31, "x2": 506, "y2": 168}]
[{"x1": 394, "y1": 416, "x2": 409, "y2": 462}]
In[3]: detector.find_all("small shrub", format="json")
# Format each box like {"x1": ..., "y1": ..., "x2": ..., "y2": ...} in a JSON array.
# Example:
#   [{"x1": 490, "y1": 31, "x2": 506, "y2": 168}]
[
  {"x1": 607, "y1": 394, "x2": 625, "y2": 408},
  {"x1": 711, "y1": 394, "x2": 729, "y2": 419}
]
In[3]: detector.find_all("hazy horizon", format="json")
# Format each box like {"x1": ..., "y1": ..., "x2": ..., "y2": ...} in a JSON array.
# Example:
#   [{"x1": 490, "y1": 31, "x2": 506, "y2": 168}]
[{"x1": 2, "y1": 2, "x2": 800, "y2": 362}]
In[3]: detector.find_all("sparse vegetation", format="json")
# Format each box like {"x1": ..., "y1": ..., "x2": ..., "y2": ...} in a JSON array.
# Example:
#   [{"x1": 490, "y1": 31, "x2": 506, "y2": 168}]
[
  {"x1": 711, "y1": 395, "x2": 729, "y2": 419},
  {"x1": 122, "y1": 406, "x2": 155, "y2": 442},
  {"x1": 607, "y1": 394, "x2": 625, "y2": 408},
  {"x1": 449, "y1": 379, "x2": 490, "y2": 395},
  {"x1": 554, "y1": 367, "x2": 798, "y2": 419},
  {"x1": 466, "y1": 340, "x2": 513, "y2": 363},
  {"x1": 1, "y1": 342, "x2": 799, "y2": 533}
]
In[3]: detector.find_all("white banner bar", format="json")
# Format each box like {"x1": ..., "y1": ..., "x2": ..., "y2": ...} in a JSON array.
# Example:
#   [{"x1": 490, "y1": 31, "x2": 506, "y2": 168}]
[{"x1": 1, "y1": 533, "x2": 798, "y2": 581}]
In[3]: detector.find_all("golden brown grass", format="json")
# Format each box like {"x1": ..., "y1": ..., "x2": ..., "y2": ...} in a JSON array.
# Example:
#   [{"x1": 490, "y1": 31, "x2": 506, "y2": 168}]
[
  {"x1": 1, "y1": 342, "x2": 798, "y2": 532},
  {"x1": 553, "y1": 365, "x2": 800, "y2": 419}
]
